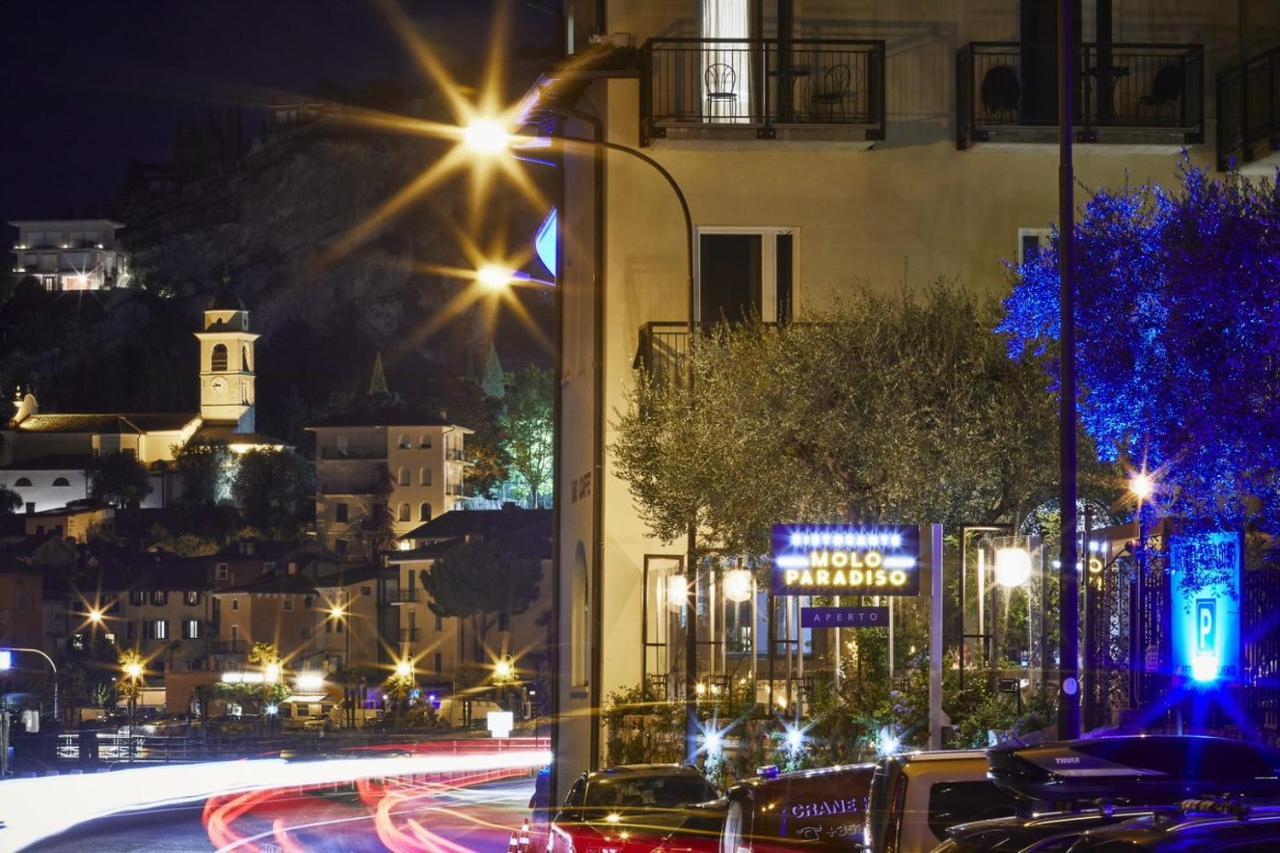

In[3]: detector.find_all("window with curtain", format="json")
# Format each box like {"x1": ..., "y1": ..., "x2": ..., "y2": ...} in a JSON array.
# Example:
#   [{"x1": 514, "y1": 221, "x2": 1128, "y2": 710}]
[{"x1": 702, "y1": 0, "x2": 751, "y2": 122}]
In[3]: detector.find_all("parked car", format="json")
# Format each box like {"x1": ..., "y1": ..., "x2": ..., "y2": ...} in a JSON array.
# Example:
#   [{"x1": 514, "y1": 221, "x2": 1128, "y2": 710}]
[
  {"x1": 549, "y1": 764, "x2": 719, "y2": 853},
  {"x1": 987, "y1": 734, "x2": 1280, "y2": 807},
  {"x1": 934, "y1": 805, "x2": 1174, "y2": 852},
  {"x1": 864, "y1": 750, "x2": 1019, "y2": 853},
  {"x1": 1065, "y1": 800, "x2": 1280, "y2": 851},
  {"x1": 648, "y1": 798, "x2": 727, "y2": 852},
  {"x1": 713, "y1": 763, "x2": 874, "y2": 851}
]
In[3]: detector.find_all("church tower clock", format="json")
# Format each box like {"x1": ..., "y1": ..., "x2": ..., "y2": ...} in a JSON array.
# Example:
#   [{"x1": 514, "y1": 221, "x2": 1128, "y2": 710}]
[{"x1": 195, "y1": 285, "x2": 259, "y2": 432}]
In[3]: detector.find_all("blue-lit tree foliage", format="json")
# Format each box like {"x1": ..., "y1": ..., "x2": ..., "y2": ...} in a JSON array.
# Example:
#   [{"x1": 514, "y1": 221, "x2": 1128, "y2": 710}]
[{"x1": 1001, "y1": 162, "x2": 1280, "y2": 535}]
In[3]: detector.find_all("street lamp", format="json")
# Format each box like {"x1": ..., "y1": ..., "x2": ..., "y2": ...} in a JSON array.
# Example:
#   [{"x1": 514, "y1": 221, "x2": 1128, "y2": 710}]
[
  {"x1": 460, "y1": 108, "x2": 699, "y2": 762},
  {"x1": 994, "y1": 547, "x2": 1032, "y2": 588},
  {"x1": 394, "y1": 659, "x2": 412, "y2": 679},
  {"x1": 0, "y1": 647, "x2": 58, "y2": 719},
  {"x1": 1128, "y1": 468, "x2": 1157, "y2": 708}
]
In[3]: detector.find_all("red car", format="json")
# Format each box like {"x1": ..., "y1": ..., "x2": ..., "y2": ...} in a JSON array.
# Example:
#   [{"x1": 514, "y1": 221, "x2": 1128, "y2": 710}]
[{"x1": 549, "y1": 764, "x2": 719, "y2": 853}]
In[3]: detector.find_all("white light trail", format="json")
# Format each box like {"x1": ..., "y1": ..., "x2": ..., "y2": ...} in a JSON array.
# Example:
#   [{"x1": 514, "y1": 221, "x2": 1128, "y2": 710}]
[{"x1": 0, "y1": 748, "x2": 551, "y2": 850}]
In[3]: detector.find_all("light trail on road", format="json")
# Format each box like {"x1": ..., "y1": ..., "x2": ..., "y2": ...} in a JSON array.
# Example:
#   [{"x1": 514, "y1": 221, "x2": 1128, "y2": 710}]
[{"x1": 0, "y1": 746, "x2": 550, "y2": 851}]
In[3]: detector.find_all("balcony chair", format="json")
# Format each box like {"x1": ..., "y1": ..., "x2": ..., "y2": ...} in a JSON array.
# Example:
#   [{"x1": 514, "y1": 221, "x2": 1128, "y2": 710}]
[
  {"x1": 704, "y1": 62, "x2": 739, "y2": 122},
  {"x1": 811, "y1": 63, "x2": 854, "y2": 121},
  {"x1": 980, "y1": 64, "x2": 1021, "y2": 124},
  {"x1": 1138, "y1": 63, "x2": 1185, "y2": 124}
]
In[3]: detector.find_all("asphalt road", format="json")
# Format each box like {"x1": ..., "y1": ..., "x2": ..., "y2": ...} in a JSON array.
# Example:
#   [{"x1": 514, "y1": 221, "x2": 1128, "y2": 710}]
[{"x1": 25, "y1": 776, "x2": 535, "y2": 852}]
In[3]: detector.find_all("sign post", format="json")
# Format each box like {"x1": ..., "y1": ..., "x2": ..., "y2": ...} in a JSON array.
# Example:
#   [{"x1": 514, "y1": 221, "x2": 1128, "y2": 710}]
[{"x1": 929, "y1": 524, "x2": 945, "y2": 750}]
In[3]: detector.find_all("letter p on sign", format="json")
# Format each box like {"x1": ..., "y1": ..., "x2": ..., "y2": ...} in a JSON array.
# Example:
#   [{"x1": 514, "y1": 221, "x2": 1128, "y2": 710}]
[{"x1": 1196, "y1": 598, "x2": 1216, "y2": 654}]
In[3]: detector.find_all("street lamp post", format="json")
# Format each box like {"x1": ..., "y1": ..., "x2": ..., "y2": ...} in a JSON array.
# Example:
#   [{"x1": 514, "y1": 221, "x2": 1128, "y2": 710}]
[
  {"x1": 461, "y1": 115, "x2": 699, "y2": 762},
  {"x1": 1057, "y1": 0, "x2": 1082, "y2": 741},
  {"x1": 0, "y1": 647, "x2": 60, "y2": 720}
]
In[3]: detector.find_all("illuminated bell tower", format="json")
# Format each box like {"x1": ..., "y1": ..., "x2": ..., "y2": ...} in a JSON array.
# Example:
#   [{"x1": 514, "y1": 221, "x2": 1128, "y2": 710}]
[{"x1": 195, "y1": 284, "x2": 259, "y2": 432}]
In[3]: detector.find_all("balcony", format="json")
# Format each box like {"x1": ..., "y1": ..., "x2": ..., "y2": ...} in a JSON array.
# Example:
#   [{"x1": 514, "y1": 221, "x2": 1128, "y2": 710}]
[
  {"x1": 399, "y1": 628, "x2": 420, "y2": 643},
  {"x1": 1217, "y1": 46, "x2": 1280, "y2": 171},
  {"x1": 634, "y1": 321, "x2": 786, "y2": 388},
  {"x1": 957, "y1": 42, "x2": 1203, "y2": 149},
  {"x1": 212, "y1": 640, "x2": 244, "y2": 654},
  {"x1": 388, "y1": 590, "x2": 420, "y2": 605},
  {"x1": 641, "y1": 38, "x2": 885, "y2": 145},
  {"x1": 445, "y1": 449, "x2": 466, "y2": 461}
]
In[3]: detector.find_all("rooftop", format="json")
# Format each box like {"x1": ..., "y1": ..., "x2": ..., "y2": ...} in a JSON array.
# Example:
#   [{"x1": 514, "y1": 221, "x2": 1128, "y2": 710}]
[{"x1": 12, "y1": 413, "x2": 199, "y2": 434}]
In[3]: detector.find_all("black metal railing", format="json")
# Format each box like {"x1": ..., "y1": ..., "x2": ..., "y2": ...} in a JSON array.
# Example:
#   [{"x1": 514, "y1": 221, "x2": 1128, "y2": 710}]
[
  {"x1": 634, "y1": 321, "x2": 791, "y2": 387},
  {"x1": 642, "y1": 38, "x2": 885, "y2": 143},
  {"x1": 1217, "y1": 46, "x2": 1280, "y2": 170},
  {"x1": 957, "y1": 42, "x2": 1203, "y2": 149},
  {"x1": 399, "y1": 628, "x2": 419, "y2": 642}
]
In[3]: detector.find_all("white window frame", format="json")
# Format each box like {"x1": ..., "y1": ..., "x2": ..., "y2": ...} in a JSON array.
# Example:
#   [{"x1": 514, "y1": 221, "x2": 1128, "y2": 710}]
[{"x1": 694, "y1": 226, "x2": 797, "y2": 323}]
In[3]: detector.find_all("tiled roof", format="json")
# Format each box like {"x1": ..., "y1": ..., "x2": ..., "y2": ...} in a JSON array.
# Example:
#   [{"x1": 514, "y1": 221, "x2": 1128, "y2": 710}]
[
  {"x1": 194, "y1": 423, "x2": 287, "y2": 446},
  {"x1": 13, "y1": 413, "x2": 199, "y2": 433},
  {"x1": 307, "y1": 411, "x2": 458, "y2": 429}
]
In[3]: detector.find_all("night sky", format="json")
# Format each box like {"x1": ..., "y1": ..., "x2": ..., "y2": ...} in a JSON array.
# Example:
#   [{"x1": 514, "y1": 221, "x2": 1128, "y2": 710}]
[{"x1": 0, "y1": 0, "x2": 557, "y2": 228}]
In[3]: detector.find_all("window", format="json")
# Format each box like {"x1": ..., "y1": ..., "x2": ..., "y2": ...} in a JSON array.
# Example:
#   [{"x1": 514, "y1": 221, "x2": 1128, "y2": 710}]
[
  {"x1": 419, "y1": 467, "x2": 431, "y2": 486},
  {"x1": 334, "y1": 503, "x2": 348, "y2": 523},
  {"x1": 498, "y1": 611, "x2": 511, "y2": 632},
  {"x1": 435, "y1": 613, "x2": 443, "y2": 631},
  {"x1": 361, "y1": 585, "x2": 372, "y2": 596},
  {"x1": 210, "y1": 343, "x2": 228, "y2": 372},
  {"x1": 126, "y1": 621, "x2": 136, "y2": 640},
  {"x1": 283, "y1": 599, "x2": 294, "y2": 611},
  {"x1": 927, "y1": 782, "x2": 1017, "y2": 839},
  {"x1": 304, "y1": 596, "x2": 314, "y2": 609},
  {"x1": 398, "y1": 434, "x2": 411, "y2": 449},
  {"x1": 419, "y1": 434, "x2": 432, "y2": 449},
  {"x1": 301, "y1": 626, "x2": 311, "y2": 639},
  {"x1": 335, "y1": 538, "x2": 348, "y2": 556},
  {"x1": 184, "y1": 591, "x2": 200, "y2": 606},
  {"x1": 242, "y1": 346, "x2": 251, "y2": 371},
  {"x1": 153, "y1": 619, "x2": 169, "y2": 640},
  {"x1": 398, "y1": 467, "x2": 410, "y2": 486},
  {"x1": 1018, "y1": 228, "x2": 1053, "y2": 267},
  {"x1": 13, "y1": 477, "x2": 32, "y2": 487},
  {"x1": 326, "y1": 619, "x2": 333, "y2": 633},
  {"x1": 51, "y1": 477, "x2": 70, "y2": 487},
  {"x1": 231, "y1": 598, "x2": 240, "y2": 612},
  {"x1": 336, "y1": 435, "x2": 348, "y2": 453},
  {"x1": 398, "y1": 502, "x2": 410, "y2": 522},
  {"x1": 697, "y1": 228, "x2": 793, "y2": 324},
  {"x1": 152, "y1": 591, "x2": 168, "y2": 606},
  {"x1": 263, "y1": 561, "x2": 277, "y2": 574},
  {"x1": 701, "y1": 0, "x2": 751, "y2": 122},
  {"x1": 434, "y1": 652, "x2": 443, "y2": 673},
  {"x1": 182, "y1": 619, "x2": 200, "y2": 640},
  {"x1": 419, "y1": 502, "x2": 432, "y2": 521},
  {"x1": 215, "y1": 563, "x2": 229, "y2": 581}
]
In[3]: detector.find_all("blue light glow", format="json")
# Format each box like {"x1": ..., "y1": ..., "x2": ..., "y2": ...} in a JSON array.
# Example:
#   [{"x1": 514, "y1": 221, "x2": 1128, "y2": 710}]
[
  {"x1": 1169, "y1": 531, "x2": 1241, "y2": 688},
  {"x1": 534, "y1": 207, "x2": 557, "y2": 277},
  {"x1": 999, "y1": 161, "x2": 1280, "y2": 537}
]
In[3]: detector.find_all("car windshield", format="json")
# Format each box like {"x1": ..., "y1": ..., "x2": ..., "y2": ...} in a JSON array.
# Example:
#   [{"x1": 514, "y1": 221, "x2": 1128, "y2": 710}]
[{"x1": 584, "y1": 776, "x2": 716, "y2": 813}]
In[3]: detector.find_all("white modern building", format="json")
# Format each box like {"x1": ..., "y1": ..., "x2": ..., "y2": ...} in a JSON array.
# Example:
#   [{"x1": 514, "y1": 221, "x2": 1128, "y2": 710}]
[{"x1": 8, "y1": 219, "x2": 129, "y2": 290}]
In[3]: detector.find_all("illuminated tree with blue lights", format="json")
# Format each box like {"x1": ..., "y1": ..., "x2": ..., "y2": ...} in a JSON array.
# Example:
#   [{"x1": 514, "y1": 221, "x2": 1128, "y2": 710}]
[{"x1": 1001, "y1": 161, "x2": 1280, "y2": 535}]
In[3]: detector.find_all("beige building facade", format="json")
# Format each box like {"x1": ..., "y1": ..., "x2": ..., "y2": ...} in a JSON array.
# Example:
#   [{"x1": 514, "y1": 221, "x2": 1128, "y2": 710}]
[
  {"x1": 308, "y1": 421, "x2": 472, "y2": 558},
  {"x1": 544, "y1": 0, "x2": 1280, "y2": 791}
]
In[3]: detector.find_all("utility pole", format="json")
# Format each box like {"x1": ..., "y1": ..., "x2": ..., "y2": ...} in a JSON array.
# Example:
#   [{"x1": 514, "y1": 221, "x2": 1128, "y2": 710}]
[{"x1": 1057, "y1": 0, "x2": 1082, "y2": 740}]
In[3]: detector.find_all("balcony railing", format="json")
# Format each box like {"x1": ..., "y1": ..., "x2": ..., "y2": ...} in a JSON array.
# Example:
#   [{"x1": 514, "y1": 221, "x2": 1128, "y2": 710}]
[
  {"x1": 1217, "y1": 46, "x2": 1280, "y2": 170},
  {"x1": 957, "y1": 42, "x2": 1203, "y2": 149},
  {"x1": 212, "y1": 640, "x2": 243, "y2": 654},
  {"x1": 634, "y1": 321, "x2": 787, "y2": 388},
  {"x1": 445, "y1": 449, "x2": 466, "y2": 461},
  {"x1": 642, "y1": 37, "x2": 885, "y2": 144},
  {"x1": 399, "y1": 628, "x2": 419, "y2": 642}
]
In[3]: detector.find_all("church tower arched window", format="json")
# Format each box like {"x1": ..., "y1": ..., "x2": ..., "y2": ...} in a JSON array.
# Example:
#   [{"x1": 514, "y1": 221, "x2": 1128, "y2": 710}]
[{"x1": 211, "y1": 343, "x2": 228, "y2": 372}]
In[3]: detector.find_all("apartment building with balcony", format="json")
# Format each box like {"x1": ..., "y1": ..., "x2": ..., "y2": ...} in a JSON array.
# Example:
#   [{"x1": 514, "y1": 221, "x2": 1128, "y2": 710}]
[
  {"x1": 8, "y1": 219, "x2": 128, "y2": 290},
  {"x1": 307, "y1": 415, "x2": 473, "y2": 558},
  {"x1": 386, "y1": 506, "x2": 554, "y2": 691},
  {"x1": 538, "y1": 0, "x2": 1280, "y2": 790}
]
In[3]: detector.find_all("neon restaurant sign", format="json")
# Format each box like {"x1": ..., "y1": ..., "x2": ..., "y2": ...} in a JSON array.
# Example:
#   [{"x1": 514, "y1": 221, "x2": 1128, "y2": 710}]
[{"x1": 771, "y1": 525, "x2": 921, "y2": 596}]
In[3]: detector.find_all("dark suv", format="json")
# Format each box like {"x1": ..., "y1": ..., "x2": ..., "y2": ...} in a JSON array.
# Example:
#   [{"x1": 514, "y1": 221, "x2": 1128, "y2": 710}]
[{"x1": 549, "y1": 764, "x2": 718, "y2": 853}]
